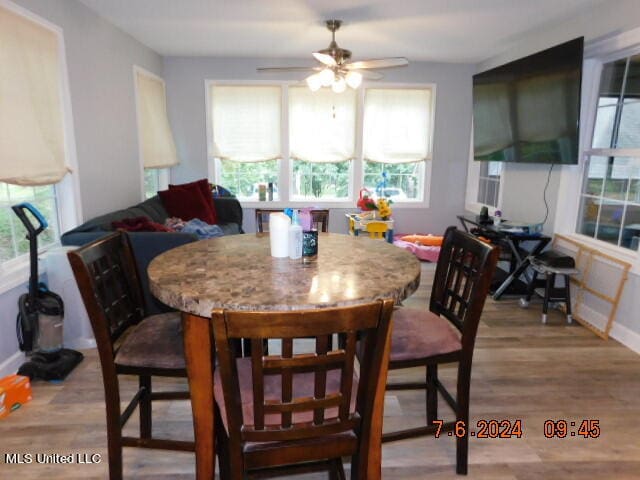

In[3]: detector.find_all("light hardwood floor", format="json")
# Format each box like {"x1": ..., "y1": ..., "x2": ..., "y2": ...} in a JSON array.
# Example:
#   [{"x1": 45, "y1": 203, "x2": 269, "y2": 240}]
[{"x1": 2, "y1": 262, "x2": 640, "y2": 479}]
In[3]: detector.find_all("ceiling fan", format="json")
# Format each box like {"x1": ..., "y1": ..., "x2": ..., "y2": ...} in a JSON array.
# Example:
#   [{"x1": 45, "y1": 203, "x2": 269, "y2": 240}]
[{"x1": 257, "y1": 19, "x2": 409, "y2": 92}]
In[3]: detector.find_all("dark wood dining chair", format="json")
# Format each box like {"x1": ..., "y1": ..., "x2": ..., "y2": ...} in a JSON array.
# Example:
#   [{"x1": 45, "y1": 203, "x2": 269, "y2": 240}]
[
  {"x1": 67, "y1": 232, "x2": 194, "y2": 480},
  {"x1": 211, "y1": 299, "x2": 394, "y2": 479},
  {"x1": 382, "y1": 226, "x2": 498, "y2": 475},
  {"x1": 255, "y1": 208, "x2": 329, "y2": 233}
]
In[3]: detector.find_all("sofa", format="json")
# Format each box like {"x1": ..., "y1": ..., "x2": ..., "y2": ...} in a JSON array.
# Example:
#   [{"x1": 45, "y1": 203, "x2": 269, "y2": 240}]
[{"x1": 61, "y1": 194, "x2": 243, "y2": 314}]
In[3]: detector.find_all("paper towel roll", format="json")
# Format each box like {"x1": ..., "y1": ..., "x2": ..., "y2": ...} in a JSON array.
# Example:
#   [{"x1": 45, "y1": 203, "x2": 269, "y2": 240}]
[{"x1": 269, "y1": 212, "x2": 291, "y2": 257}]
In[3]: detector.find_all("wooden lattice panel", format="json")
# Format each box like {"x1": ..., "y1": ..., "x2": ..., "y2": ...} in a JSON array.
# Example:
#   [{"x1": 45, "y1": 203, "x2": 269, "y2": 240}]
[{"x1": 553, "y1": 235, "x2": 631, "y2": 339}]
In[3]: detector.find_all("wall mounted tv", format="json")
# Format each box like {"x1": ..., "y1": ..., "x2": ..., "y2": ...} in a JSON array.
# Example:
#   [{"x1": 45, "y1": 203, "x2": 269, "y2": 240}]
[{"x1": 473, "y1": 37, "x2": 583, "y2": 164}]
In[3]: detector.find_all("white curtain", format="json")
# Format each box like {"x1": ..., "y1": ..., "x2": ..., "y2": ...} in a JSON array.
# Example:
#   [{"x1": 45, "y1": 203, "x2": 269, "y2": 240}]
[
  {"x1": 136, "y1": 71, "x2": 180, "y2": 169},
  {"x1": 0, "y1": 5, "x2": 69, "y2": 186},
  {"x1": 473, "y1": 83, "x2": 513, "y2": 157},
  {"x1": 516, "y1": 73, "x2": 570, "y2": 143},
  {"x1": 289, "y1": 87, "x2": 356, "y2": 163},
  {"x1": 363, "y1": 88, "x2": 432, "y2": 164},
  {"x1": 212, "y1": 85, "x2": 281, "y2": 162}
]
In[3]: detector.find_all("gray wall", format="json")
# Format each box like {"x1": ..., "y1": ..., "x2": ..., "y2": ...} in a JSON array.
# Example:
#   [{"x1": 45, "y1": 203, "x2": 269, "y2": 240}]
[
  {"x1": 1, "y1": 0, "x2": 162, "y2": 374},
  {"x1": 163, "y1": 57, "x2": 475, "y2": 235}
]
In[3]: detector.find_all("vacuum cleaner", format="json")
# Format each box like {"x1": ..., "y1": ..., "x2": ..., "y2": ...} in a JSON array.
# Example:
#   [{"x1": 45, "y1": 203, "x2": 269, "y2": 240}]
[{"x1": 12, "y1": 202, "x2": 83, "y2": 381}]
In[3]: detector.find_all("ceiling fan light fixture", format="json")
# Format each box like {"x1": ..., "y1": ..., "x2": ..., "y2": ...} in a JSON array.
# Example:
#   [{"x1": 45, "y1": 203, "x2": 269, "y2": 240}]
[
  {"x1": 345, "y1": 71, "x2": 362, "y2": 89},
  {"x1": 306, "y1": 73, "x2": 322, "y2": 91},
  {"x1": 332, "y1": 76, "x2": 346, "y2": 93},
  {"x1": 318, "y1": 68, "x2": 335, "y2": 87}
]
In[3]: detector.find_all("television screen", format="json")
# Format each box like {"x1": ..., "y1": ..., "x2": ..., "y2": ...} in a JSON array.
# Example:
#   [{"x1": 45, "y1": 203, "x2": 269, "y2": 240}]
[{"x1": 473, "y1": 37, "x2": 583, "y2": 164}]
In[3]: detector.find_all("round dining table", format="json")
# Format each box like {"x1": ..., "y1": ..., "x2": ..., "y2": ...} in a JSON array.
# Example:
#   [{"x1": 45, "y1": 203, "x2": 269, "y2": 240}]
[{"x1": 148, "y1": 233, "x2": 421, "y2": 480}]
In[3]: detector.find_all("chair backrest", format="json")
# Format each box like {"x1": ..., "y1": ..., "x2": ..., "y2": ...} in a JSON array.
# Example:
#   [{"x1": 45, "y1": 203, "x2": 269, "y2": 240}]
[
  {"x1": 365, "y1": 221, "x2": 389, "y2": 240},
  {"x1": 430, "y1": 226, "x2": 498, "y2": 350},
  {"x1": 213, "y1": 299, "x2": 394, "y2": 447},
  {"x1": 68, "y1": 232, "x2": 145, "y2": 359},
  {"x1": 256, "y1": 208, "x2": 329, "y2": 233}
]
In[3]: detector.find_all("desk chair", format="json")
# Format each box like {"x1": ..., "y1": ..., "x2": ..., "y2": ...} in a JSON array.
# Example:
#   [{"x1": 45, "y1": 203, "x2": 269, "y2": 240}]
[
  {"x1": 255, "y1": 209, "x2": 329, "y2": 233},
  {"x1": 68, "y1": 232, "x2": 193, "y2": 480},
  {"x1": 381, "y1": 226, "x2": 498, "y2": 474},
  {"x1": 211, "y1": 300, "x2": 394, "y2": 479},
  {"x1": 365, "y1": 221, "x2": 389, "y2": 240}
]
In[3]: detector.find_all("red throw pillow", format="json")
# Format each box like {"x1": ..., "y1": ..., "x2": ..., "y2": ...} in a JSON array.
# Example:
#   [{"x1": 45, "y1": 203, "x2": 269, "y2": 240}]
[
  {"x1": 158, "y1": 186, "x2": 216, "y2": 224},
  {"x1": 169, "y1": 179, "x2": 218, "y2": 224}
]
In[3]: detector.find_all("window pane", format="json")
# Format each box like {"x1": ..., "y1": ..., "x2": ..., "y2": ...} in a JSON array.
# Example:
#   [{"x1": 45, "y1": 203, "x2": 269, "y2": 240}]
[
  {"x1": 628, "y1": 159, "x2": 640, "y2": 203},
  {"x1": 621, "y1": 204, "x2": 640, "y2": 250},
  {"x1": 598, "y1": 59, "x2": 625, "y2": 98},
  {"x1": 596, "y1": 199, "x2": 624, "y2": 246},
  {"x1": 486, "y1": 180, "x2": 499, "y2": 207},
  {"x1": 616, "y1": 100, "x2": 640, "y2": 148},
  {"x1": 477, "y1": 178, "x2": 488, "y2": 205},
  {"x1": 603, "y1": 157, "x2": 631, "y2": 201},
  {"x1": 583, "y1": 156, "x2": 607, "y2": 195},
  {"x1": 218, "y1": 159, "x2": 279, "y2": 200},
  {"x1": 144, "y1": 169, "x2": 159, "y2": 199},
  {"x1": 622, "y1": 54, "x2": 640, "y2": 99},
  {"x1": 592, "y1": 105, "x2": 617, "y2": 148},
  {"x1": 577, "y1": 196, "x2": 600, "y2": 238},
  {"x1": 363, "y1": 161, "x2": 423, "y2": 201},
  {"x1": 291, "y1": 160, "x2": 350, "y2": 200},
  {"x1": 1, "y1": 184, "x2": 59, "y2": 266}
]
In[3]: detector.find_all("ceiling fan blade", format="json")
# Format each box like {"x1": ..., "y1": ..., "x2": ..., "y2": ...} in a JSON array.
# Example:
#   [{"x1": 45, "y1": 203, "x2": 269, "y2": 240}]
[
  {"x1": 357, "y1": 70, "x2": 384, "y2": 80},
  {"x1": 346, "y1": 57, "x2": 409, "y2": 70},
  {"x1": 312, "y1": 52, "x2": 337, "y2": 66},
  {"x1": 257, "y1": 67, "x2": 320, "y2": 73}
]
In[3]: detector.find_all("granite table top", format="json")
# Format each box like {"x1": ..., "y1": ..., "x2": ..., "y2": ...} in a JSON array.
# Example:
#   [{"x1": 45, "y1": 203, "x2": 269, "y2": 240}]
[{"x1": 148, "y1": 233, "x2": 421, "y2": 317}]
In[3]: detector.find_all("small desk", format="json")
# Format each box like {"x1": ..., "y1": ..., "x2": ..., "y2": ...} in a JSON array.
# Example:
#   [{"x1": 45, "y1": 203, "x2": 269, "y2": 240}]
[
  {"x1": 346, "y1": 213, "x2": 394, "y2": 243},
  {"x1": 457, "y1": 215, "x2": 551, "y2": 300},
  {"x1": 148, "y1": 233, "x2": 420, "y2": 480}
]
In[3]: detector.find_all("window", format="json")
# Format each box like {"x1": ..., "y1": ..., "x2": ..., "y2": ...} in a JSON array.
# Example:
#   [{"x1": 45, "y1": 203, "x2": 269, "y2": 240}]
[
  {"x1": 577, "y1": 54, "x2": 640, "y2": 251},
  {"x1": 477, "y1": 161, "x2": 503, "y2": 207},
  {"x1": 134, "y1": 67, "x2": 179, "y2": 199},
  {"x1": 210, "y1": 85, "x2": 281, "y2": 200},
  {"x1": 289, "y1": 87, "x2": 355, "y2": 200},
  {"x1": 143, "y1": 168, "x2": 169, "y2": 199},
  {"x1": 0, "y1": 2, "x2": 79, "y2": 275},
  {"x1": 207, "y1": 83, "x2": 435, "y2": 205},
  {"x1": 362, "y1": 89, "x2": 432, "y2": 201}
]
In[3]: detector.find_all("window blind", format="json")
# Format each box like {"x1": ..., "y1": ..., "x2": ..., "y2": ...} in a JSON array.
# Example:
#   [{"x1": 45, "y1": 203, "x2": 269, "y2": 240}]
[
  {"x1": 212, "y1": 85, "x2": 281, "y2": 162},
  {"x1": 0, "y1": 5, "x2": 69, "y2": 186},
  {"x1": 363, "y1": 88, "x2": 432, "y2": 164},
  {"x1": 289, "y1": 86, "x2": 356, "y2": 163},
  {"x1": 135, "y1": 70, "x2": 180, "y2": 169}
]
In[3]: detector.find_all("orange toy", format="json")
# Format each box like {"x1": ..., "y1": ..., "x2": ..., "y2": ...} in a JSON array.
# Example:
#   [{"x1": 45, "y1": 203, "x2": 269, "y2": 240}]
[
  {"x1": 0, "y1": 375, "x2": 32, "y2": 419},
  {"x1": 400, "y1": 234, "x2": 444, "y2": 247}
]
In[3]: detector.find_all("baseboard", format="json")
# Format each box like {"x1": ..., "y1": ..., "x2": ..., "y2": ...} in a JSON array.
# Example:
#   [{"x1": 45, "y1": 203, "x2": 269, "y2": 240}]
[
  {"x1": 610, "y1": 322, "x2": 640, "y2": 355},
  {"x1": 0, "y1": 351, "x2": 25, "y2": 378}
]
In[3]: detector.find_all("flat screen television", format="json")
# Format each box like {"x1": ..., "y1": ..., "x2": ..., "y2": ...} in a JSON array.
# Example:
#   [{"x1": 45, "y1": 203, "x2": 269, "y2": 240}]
[{"x1": 473, "y1": 37, "x2": 583, "y2": 164}]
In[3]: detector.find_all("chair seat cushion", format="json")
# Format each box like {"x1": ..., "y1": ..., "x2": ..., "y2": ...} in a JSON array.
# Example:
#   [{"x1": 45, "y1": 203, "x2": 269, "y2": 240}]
[
  {"x1": 390, "y1": 308, "x2": 462, "y2": 364},
  {"x1": 214, "y1": 356, "x2": 358, "y2": 432},
  {"x1": 115, "y1": 312, "x2": 185, "y2": 371}
]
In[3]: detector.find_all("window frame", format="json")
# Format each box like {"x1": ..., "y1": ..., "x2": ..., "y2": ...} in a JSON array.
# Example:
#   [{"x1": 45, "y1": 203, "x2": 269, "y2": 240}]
[
  {"x1": 553, "y1": 30, "x2": 640, "y2": 271},
  {"x1": 0, "y1": 0, "x2": 81, "y2": 292},
  {"x1": 204, "y1": 80, "x2": 436, "y2": 208},
  {"x1": 465, "y1": 124, "x2": 504, "y2": 213}
]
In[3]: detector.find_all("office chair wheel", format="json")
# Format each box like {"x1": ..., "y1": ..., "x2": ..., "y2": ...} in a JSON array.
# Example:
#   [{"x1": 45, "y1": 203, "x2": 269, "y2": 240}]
[{"x1": 519, "y1": 298, "x2": 529, "y2": 308}]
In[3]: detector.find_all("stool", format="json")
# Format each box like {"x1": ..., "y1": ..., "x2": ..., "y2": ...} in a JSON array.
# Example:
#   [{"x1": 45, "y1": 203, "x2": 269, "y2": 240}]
[{"x1": 519, "y1": 251, "x2": 579, "y2": 324}]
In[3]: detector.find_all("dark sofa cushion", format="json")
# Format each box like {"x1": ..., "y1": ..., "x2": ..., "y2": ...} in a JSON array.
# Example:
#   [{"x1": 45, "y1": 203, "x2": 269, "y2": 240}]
[{"x1": 158, "y1": 186, "x2": 216, "y2": 224}]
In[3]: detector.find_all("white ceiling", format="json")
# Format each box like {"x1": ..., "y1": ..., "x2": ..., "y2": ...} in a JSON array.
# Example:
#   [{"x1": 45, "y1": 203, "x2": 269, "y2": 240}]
[{"x1": 78, "y1": 0, "x2": 605, "y2": 63}]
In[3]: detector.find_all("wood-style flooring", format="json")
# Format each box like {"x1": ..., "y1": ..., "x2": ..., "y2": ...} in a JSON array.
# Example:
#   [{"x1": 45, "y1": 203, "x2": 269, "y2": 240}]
[{"x1": 2, "y1": 262, "x2": 640, "y2": 479}]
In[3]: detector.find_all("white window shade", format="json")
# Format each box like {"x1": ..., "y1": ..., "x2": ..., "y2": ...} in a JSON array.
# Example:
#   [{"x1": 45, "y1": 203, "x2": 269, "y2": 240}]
[
  {"x1": 212, "y1": 85, "x2": 281, "y2": 162},
  {"x1": 363, "y1": 88, "x2": 432, "y2": 164},
  {"x1": 473, "y1": 83, "x2": 513, "y2": 157},
  {"x1": 289, "y1": 87, "x2": 356, "y2": 163},
  {"x1": 136, "y1": 71, "x2": 179, "y2": 169},
  {"x1": 0, "y1": 5, "x2": 69, "y2": 186}
]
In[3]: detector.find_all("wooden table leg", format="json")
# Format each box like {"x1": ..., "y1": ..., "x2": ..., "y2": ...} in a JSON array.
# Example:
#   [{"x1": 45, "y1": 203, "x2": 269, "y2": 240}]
[
  {"x1": 182, "y1": 312, "x2": 215, "y2": 480},
  {"x1": 359, "y1": 318, "x2": 392, "y2": 479}
]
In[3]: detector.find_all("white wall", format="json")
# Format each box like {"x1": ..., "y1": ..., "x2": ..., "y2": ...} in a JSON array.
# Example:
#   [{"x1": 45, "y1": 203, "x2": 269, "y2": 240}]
[
  {"x1": 163, "y1": 57, "x2": 476, "y2": 235},
  {"x1": 1, "y1": 0, "x2": 163, "y2": 374}
]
